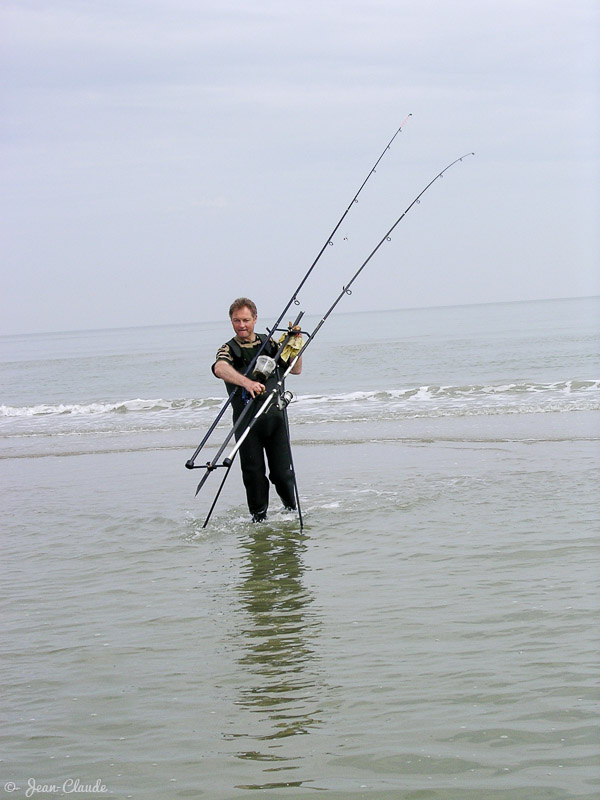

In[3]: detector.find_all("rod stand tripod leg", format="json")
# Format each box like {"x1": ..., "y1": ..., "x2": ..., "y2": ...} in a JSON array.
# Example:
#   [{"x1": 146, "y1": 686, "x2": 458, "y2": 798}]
[{"x1": 202, "y1": 460, "x2": 235, "y2": 528}]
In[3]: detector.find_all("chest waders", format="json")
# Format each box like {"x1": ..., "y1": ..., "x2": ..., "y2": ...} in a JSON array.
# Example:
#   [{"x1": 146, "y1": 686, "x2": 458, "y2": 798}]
[{"x1": 220, "y1": 335, "x2": 300, "y2": 524}]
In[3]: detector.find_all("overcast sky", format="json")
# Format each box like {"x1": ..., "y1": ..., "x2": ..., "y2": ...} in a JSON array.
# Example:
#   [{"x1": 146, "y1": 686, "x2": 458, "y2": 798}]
[{"x1": 1, "y1": 0, "x2": 598, "y2": 335}]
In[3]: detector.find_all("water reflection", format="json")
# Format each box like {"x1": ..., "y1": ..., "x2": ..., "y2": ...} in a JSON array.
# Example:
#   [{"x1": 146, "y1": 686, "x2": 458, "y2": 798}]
[{"x1": 231, "y1": 523, "x2": 323, "y2": 788}]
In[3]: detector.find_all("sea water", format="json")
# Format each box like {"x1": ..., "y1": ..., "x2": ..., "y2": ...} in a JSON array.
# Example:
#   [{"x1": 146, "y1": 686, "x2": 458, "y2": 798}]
[{"x1": 1, "y1": 297, "x2": 599, "y2": 799}]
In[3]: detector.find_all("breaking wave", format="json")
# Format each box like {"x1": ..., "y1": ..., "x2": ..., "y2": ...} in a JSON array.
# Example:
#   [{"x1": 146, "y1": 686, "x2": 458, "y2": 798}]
[
  {"x1": 2, "y1": 380, "x2": 599, "y2": 429},
  {"x1": 1, "y1": 378, "x2": 598, "y2": 458},
  {"x1": 0, "y1": 396, "x2": 224, "y2": 418},
  {"x1": 294, "y1": 379, "x2": 600, "y2": 420}
]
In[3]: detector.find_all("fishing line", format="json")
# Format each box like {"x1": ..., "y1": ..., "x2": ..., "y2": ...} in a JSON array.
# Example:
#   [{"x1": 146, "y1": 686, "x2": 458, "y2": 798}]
[{"x1": 185, "y1": 116, "x2": 411, "y2": 470}]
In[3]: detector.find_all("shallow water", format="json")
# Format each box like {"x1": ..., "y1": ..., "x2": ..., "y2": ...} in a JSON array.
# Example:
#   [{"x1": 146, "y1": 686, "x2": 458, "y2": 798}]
[{"x1": 1, "y1": 298, "x2": 599, "y2": 798}]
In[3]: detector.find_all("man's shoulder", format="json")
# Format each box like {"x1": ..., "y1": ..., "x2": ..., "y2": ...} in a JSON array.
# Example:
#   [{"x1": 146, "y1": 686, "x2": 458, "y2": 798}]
[
  {"x1": 215, "y1": 341, "x2": 234, "y2": 362},
  {"x1": 215, "y1": 333, "x2": 271, "y2": 362}
]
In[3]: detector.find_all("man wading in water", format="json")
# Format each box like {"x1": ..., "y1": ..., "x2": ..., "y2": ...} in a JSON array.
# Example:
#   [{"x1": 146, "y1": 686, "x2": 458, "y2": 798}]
[{"x1": 212, "y1": 298, "x2": 303, "y2": 522}]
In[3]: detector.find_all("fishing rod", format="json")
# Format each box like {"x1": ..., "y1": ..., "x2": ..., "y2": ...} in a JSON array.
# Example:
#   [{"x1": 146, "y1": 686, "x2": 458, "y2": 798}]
[
  {"x1": 185, "y1": 115, "x2": 411, "y2": 471},
  {"x1": 198, "y1": 152, "x2": 474, "y2": 497}
]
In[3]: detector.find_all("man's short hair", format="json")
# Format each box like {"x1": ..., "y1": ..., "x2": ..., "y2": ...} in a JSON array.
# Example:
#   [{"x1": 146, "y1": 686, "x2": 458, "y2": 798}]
[{"x1": 229, "y1": 297, "x2": 257, "y2": 318}]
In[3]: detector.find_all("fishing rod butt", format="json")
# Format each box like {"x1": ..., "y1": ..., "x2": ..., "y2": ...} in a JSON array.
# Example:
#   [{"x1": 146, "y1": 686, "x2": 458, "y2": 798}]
[
  {"x1": 185, "y1": 459, "x2": 195, "y2": 470},
  {"x1": 195, "y1": 463, "x2": 216, "y2": 496},
  {"x1": 223, "y1": 457, "x2": 233, "y2": 468}
]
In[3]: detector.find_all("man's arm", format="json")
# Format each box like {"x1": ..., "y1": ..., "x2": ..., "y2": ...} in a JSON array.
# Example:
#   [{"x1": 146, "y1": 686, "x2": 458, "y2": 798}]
[
  {"x1": 213, "y1": 359, "x2": 266, "y2": 398},
  {"x1": 289, "y1": 355, "x2": 302, "y2": 375}
]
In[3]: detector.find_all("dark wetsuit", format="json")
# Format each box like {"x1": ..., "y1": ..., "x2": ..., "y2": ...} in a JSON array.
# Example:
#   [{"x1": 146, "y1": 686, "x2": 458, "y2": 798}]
[{"x1": 212, "y1": 334, "x2": 296, "y2": 519}]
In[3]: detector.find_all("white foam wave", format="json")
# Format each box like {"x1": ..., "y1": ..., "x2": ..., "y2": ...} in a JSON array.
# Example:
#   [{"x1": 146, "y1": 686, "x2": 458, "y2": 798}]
[
  {"x1": 295, "y1": 380, "x2": 600, "y2": 407},
  {"x1": 0, "y1": 397, "x2": 224, "y2": 418},
  {"x1": 1, "y1": 380, "x2": 598, "y2": 438}
]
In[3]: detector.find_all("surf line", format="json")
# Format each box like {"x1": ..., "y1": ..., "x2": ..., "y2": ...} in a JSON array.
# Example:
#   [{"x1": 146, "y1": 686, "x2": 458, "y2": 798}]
[{"x1": 187, "y1": 144, "x2": 474, "y2": 528}]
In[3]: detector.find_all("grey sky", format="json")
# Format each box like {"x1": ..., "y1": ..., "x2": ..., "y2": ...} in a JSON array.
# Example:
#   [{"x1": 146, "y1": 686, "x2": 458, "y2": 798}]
[{"x1": 1, "y1": 0, "x2": 598, "y2": 335}]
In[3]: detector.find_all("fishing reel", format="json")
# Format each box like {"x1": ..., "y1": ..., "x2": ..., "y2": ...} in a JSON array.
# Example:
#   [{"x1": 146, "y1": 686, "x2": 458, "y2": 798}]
[
  {"x1": 277, "y1": 390, "x2": 294, "y2": 410},
  {"x1": 252, "y1": 355, "x2": 277, "y2": 383}
]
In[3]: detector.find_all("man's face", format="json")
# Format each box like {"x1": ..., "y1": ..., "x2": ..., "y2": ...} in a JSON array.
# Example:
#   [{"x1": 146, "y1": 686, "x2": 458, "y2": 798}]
[{"x1": 231, "y1": 306, "x2": 257, "y2": 342}]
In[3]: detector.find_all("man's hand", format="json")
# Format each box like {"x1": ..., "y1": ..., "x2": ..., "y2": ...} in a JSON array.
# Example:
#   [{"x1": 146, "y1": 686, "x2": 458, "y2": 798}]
[
  {"x1": 243, "y1": 378, "x2": 265, "y2": 398},
  {"x1": 214, "y1": 359, "x2": 267, "y2": 396}
]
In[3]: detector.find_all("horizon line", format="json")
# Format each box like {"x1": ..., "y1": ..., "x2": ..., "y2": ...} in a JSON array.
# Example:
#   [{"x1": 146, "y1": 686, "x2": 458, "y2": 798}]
[{"x1": 1, "y1": 293, "x2": 598, "y2": 339}]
